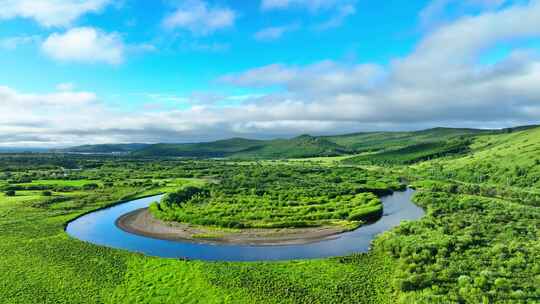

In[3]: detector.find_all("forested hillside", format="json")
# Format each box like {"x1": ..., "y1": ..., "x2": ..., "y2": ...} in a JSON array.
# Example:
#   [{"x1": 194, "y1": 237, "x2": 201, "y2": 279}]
[
  {"x1": 132, "y1": 138, "x2": 265, "y2": 158},
  {"x1": 132, "y1": 135, "x2": 349, "y2": 158},
  {"x1": 323, "y1": 128, "x2": 489, "y2": 152},
  {"x1": 413, "y1": 126, "x2": 540, "y2": 188},
  {"x1": 357, "y1": 125, "x2": 540, "y2": 302}
]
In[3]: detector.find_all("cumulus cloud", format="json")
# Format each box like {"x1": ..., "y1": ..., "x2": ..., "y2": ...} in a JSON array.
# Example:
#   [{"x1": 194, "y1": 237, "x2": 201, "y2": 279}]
[
  {"x1": 220, "y1": 61, "x2": 385, "y2": 95},
  {"x1": 41, "y1": 27, "x2": 124, "y2": 64},
  {"x1": 163, "y1": 0, "x2": 236, "y2": 35},
  {"x1": 221, "y1": 1, "x2": 540, "y2": 129},
  {"x1": 396, "y1": 0, "x2": 540, "y2": 82},
  {"x1": 0, "y1": 0, "x2": 111, "y2": 27}
]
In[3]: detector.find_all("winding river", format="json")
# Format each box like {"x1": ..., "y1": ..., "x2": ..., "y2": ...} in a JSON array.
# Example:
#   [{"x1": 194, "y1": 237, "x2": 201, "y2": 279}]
[{"x1": 66, "y1": 188, "x2": 424, "y2": 261}]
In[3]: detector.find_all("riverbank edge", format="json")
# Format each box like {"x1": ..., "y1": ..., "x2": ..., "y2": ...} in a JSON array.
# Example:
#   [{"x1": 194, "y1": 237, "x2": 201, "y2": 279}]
[{"x1": 116, "y1": 207, "x2": 354, "y2": 246}]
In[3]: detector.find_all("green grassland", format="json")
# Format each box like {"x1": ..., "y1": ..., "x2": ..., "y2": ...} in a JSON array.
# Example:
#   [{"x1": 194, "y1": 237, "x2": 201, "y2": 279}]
[{"x1": 1, "y1": 125, "x2": 539, "y2": 303}]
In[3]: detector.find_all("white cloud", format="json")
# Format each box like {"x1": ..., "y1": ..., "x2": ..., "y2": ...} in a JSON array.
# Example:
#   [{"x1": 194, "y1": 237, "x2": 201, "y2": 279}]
[
  {"x1": 41, "y1": 27, "x2": 124, "y2": 64},
  {"x1": 254, "y1": 23, "x2": 299, "y2": 41},
  {"x1": 221, "y1": 61, "x2": 384, "y2": 94},
  {"x1": 0, "y1": 0, "x2": 111, "y2": 27},
  {"x1": 398, "y1": 0, "x2": 540, "y2": 81},
  {"x1": 163, "y1": 0, "x2": 236, "y2": 35},
  {"x1": 220, "y1": 1, "x2": 540, "y2": 129}
]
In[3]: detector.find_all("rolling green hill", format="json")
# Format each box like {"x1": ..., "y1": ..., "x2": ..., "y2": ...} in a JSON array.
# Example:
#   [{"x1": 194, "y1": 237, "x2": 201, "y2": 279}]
[
  {"x1": 61, "y1": 126, "x2": 538, "y2": 160},
  {"x1": 133, "y1": 138, "x2": 265, "y2": 158},
  {"x1": 414, "y1": 125, "x2": 540, "y2": 188},
  {"x1": 133, "y1": 135, "x2": 349, "y2": 159},
  {"x1": 231, "y1": 135, "x2": 350, "y2": 159},
  {"x1": 345, "y1": 139, "x2": 472, "y2": 165},
  {"x1": 127, "y1": 128, "x2": 494, "y2": 159},
  {"x1": 323, "y1": 127, "x2": 491, "y2": 152}
]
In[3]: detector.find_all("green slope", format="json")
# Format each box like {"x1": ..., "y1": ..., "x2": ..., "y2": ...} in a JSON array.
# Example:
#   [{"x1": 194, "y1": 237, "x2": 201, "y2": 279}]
[
  {"x1": 133, "y1": 138, "x2": 265, "y2": 158},
  {"x1": 324, "y1": 127, "x2": 491, "y2": 152},
  {"x1": 232, "y1": 135, "x2": 350, "y2": 159},
  {"x1": 133, "y1": 135, "x2": 349, "y2": 159},
  {"x1": 346, "y1": 139, "x2": 472, "y2": 165},
  {"x1": 415, "y1": 125, "x2": 540, "y2": 188}
]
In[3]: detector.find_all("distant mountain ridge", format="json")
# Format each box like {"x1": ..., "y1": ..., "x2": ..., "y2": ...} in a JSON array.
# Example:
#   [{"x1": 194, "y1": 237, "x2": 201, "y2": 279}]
[
  {"x1": 59, "y1": 125, "x2": 539, "y2": 159},
  {"x1": 58, "y1": 143, "x2": 151, "y2": 154},
  {"x1": 131, "y1": 135, "x2": 349, "y2": 159}
]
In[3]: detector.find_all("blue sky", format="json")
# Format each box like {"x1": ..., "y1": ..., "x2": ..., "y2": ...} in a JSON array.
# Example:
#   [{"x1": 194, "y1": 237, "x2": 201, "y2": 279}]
[{"x1": 1, "y1": 0, "x2": 540, "y2": 146}]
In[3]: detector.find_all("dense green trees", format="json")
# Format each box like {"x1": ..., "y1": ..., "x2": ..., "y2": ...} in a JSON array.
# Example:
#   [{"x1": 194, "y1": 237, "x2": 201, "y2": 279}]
[
  {"x1": 151, "y1": 164, "x2": 402, "y2": 229},
  {"x1": 346, "y1": 139, "x2": 471, "y2": 165},
  {"x1": 376, "y1": 188, "x2": 539, "y2": 303}
]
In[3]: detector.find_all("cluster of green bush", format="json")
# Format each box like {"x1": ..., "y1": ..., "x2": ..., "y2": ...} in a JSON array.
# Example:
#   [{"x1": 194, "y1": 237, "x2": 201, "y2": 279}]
[
  {"x1": 346, "y1": 139, "x2": 471, "y2": 165},
  {"x1": 375, "y1": 189, "x2": 539, "y2": 303},
  {"x1": 411, "y1": 179, "x2": 540, "y2": 207},
  {"x1": 150, "y1": 165, "x2": 403, "y2": 229}
]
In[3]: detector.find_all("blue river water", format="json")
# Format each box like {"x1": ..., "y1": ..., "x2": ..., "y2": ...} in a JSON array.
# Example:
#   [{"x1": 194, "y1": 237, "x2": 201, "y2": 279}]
[{"x1": 66, "y1": 188, "x2": 424, "y2": 261}]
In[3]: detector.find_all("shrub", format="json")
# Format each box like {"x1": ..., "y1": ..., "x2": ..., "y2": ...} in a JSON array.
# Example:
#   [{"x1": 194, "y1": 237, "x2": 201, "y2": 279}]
[{"x1": 83, "y1": 183, "x2": 99, "y2": 190}]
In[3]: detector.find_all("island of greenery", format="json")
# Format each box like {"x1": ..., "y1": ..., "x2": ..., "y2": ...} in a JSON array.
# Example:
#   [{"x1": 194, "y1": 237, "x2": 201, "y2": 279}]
[{"x1": 119, "y1": 166, "x2": 403, "y2": 244}]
